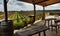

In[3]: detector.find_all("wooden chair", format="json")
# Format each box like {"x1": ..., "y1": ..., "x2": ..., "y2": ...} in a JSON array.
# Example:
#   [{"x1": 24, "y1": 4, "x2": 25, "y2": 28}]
[
  {"x1": 44, "y1": 18, "x2": 56, "y2": 27},
  {"x1": 55, "y1": 20, "x2": 60, "y2": 30},
  {"x1": 44, "y1": 18, "x2": 58, "y2": 33},
  {"x1": 45, "y1": 18, "x2": 60, "y2": 33},
  {"x1": 44, "y1": 19, "x2": 50, "y2": 28}
]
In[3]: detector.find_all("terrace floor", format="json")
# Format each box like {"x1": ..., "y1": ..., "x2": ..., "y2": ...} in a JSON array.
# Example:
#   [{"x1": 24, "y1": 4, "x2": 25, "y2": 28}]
[{"x1": 33, "y1": 30, "x2": 60, "y2": 36}]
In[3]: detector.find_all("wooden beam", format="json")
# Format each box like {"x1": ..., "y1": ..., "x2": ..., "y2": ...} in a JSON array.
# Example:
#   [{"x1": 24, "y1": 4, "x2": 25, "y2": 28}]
[
  {"x1": 33, "y1": 3, "x2": 36, "y2": 22},
  {"x1": 44, "y1": 2, "x2": 60, "y2": 7},
  {"x1": 35, "y1": 0, "x2": 48, "y2": 4},
  {"x1": 18, "y1": 0, "x2": 48, "y2": 4}
]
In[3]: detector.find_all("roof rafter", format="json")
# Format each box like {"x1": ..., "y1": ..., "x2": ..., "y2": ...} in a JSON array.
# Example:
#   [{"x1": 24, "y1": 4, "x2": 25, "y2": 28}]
[
  {"x1": 18, "y1": 0, "x2": 48, "y2": 4},
  {"x1": 39, "y1": 0, "x2": 60, "y2": 6},
  {"x1": 18, "y1": 0, "x2": 60, "y2": 6}
]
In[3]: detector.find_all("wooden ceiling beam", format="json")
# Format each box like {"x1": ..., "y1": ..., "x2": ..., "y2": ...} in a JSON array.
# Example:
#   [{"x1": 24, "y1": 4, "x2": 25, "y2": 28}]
[{"x1": 35, "y1": 0, "x2": 48, "y2": 4}]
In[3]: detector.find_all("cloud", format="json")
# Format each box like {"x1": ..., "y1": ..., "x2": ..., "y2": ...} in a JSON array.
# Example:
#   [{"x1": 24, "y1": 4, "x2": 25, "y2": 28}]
[
  {"x1": 0, "y1": 0, "x2": 60, "y2": 11},
  {"x1": 0, "y1": 4, "x2": 4, "y2": 11},
  {"x1": 0, "y1": 2, "x2": 2, "y2": 4},
  {"x1": 0, "y1": 0, "x2": 4, "y2": 11},
  {"x1": 7, "y1": 0, "x2": 60, "y2": 11},
  {"x1": 45, "y1": 3, "x2": 60, "y2": 10},
  {"x1": 0, "y1": 0, "x2": 3, "y2": 1},
  {"x1": 0, "y1": 0, "x2": 3, "y2": 4},
  {"x1": 7, "y1": 4, "x2": 22, "y2": 11}
]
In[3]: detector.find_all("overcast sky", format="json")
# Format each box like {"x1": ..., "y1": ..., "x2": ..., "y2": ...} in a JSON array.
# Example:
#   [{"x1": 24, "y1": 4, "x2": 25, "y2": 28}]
[{"x1": 0, "y1": 0, "x2": 60, "y2": 11}]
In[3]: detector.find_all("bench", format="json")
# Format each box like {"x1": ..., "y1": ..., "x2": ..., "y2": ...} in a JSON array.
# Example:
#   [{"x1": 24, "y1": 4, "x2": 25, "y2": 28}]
[{"x1": 15, "y1": 25, "x2": 49, "y2": 36}]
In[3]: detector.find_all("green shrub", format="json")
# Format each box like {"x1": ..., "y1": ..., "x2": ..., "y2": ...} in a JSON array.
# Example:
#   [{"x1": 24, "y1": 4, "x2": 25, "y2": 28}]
[
  {"x1": 13, "y1": 20, "x2": 24, "y2": 29},
  {"x1": 24, "y1": 17, "x2": 31, "y2": 24},
  {"x1": 36, "y1": 16, "x2": 41, "y2": 20}
]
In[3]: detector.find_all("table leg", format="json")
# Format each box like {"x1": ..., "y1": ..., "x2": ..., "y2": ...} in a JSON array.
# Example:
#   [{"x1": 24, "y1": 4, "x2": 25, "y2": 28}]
[
  {"x1": 48, "y1": 21, "x2": 49, "y2": 28},
  {"x1": 29, "y1": 35, "x2": 32, "y2": 36},
  {"x1": 58, "y1": 25, "x2": 59, "y2": 30},
  {"x1": 51, "y1": 27, "x2": 53, "y2": 31},
  {"x1": 44, "y1": 31, "x2": 46, "y2": 36},
  {"x1": 38, "y1": 32, "x2": 41, "y2": 36},
  {"x1": 56, "y1": 26, "x2": 58, "y2": 34},
  {"x1": 51, "y1": 20, "x2": 53, "y2": 31}
]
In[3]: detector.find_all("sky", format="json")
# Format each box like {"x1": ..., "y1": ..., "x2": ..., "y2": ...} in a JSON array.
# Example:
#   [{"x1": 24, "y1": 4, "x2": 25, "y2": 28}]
[{"x1": 0, "y1": 0, "x2": 60, "y2": 11}]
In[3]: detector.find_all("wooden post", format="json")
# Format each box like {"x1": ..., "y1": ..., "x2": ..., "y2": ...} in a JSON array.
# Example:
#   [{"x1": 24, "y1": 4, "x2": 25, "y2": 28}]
[
  {"x1": 4, "y1": 0, "x2": 8, "y2": 22},
  {"x1": 42, "y1": 6, "x2": 45, "y2": 20},
  {"x1": 33, "y1": 3, "x2": 36, "y2": 22}
]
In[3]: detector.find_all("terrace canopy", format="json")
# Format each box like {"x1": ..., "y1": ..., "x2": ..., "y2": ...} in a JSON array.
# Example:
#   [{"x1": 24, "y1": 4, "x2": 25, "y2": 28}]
[
  {"x1": 18, "y1": 0, "x2": 60, "y2": 6},
  {"x1": 39, "y1": 0, "x2": 60, "y2": 6}
]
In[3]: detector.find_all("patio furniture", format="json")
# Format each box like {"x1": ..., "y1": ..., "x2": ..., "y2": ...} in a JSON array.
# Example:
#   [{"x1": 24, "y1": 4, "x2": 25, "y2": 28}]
[
  {"x1": 48, "y1": 18, "x2": 56, "y2": 31},
  {"x1": 45, "y1": 18, "x2": 56, "y2": 28},
  {"x1": 45, "y1": 18, "x2": 60, "y2": 33},
  {"x1": 45, "y1": 19, "x2": 50, "y2": 28},
  {"x1": 50, "y1": 17, "x2": 60, "y2": 33},
  {"x1": 55, "y1": 20, "x2": 60, "y2": 30},
  {"x1": 15, "y1": 25, "x2": 49, "y2": 36}
]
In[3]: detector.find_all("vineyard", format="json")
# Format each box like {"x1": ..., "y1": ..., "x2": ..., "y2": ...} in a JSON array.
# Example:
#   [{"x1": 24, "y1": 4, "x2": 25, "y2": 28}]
[{"x1": 0, "y1": 12, "x2": 42, "y2": 29}]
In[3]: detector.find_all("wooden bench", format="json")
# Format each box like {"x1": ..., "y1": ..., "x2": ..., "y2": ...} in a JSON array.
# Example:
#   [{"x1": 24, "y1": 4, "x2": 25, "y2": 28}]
[{"x1": 15, "y1": 25, "x2": 48, "y2": 36}]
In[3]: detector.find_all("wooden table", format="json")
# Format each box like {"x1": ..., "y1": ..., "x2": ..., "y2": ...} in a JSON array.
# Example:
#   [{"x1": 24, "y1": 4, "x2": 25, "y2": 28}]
[{"x1": 15, "y1": 25, "x2": 49, "y2": 36}]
